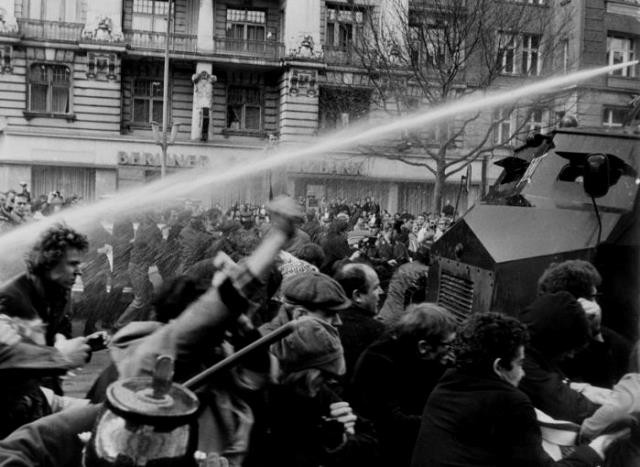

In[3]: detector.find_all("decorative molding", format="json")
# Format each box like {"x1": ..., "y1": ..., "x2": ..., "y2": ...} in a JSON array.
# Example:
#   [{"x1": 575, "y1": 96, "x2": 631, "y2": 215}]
[
  {"x1": 287, "y1": 35, "x2": 324, "y2": 61},
  {"x1": 0, "y1": 45, "x2": 12, "y2": 73},
  {"x1": 289, "y1": 69, "x2": 318, "y2": 97},
  {"x1": 81, "y1": 16, "x2": 124, "y2": 43},
  {"x1": 86, "y1": 52, "x2": 118, "y2": 80}
]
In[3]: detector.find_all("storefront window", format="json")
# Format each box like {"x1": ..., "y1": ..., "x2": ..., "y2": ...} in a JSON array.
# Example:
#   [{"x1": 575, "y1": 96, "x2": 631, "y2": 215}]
[
  {"x1": 27, "y1": 63, "x2": 71, "y2": 114},
  {"x1": 132, "y1": 79, "x2": 164, "y2": 124},
  {"x1": 227, "y1": 86, "x2": 262, "y2": 131}
]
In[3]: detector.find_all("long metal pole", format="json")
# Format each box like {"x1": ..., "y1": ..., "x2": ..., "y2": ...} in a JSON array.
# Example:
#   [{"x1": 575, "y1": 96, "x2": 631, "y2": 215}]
[{"x1": 160, "y1": 0, "x2": 172, "y2": 179}]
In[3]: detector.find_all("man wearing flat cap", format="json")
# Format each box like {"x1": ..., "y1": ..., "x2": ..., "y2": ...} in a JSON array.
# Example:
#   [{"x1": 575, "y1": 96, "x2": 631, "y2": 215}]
[{"x1": 260, "y1": 271, "x2": 350, "y2": 335}]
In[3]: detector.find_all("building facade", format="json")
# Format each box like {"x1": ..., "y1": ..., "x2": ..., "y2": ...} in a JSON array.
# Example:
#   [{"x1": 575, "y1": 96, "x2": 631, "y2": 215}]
[{"x1": 0, "y1": 0, "x2": 637, "y2": 213}]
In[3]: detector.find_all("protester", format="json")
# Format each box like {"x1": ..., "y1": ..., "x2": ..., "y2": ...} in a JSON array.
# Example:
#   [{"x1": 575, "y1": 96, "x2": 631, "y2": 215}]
[
  {"x1": 351, "y1": 303, "x2": 457, "y2": 467},
  {"x1": 518, "y1": 292, "x2": 607, "y2": 424},
  {"x1": 537, "y1": 260, "x2": 631, "y2": 389},
  {"x1": 0, "y1": 224, "x2": 91, "y2": 393},
  {"x1": 411, "y1": 312, "x2": 623, "y2": 467}
]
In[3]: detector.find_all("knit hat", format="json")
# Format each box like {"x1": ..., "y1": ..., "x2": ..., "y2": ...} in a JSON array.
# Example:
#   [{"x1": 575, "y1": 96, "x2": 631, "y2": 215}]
[
  {"x1": 282, "y1": 272, "x2": 350, "y2": 312},
  {"x1": 272, "y1": 317, "x2": 345, "y2": 375},
  {"x1": 519, "y1": 292, "x2": 590, "y2": 358}
]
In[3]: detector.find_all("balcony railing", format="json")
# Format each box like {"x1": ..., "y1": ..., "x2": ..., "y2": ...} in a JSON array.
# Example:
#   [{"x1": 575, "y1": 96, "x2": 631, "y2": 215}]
[
  {"x1": 323, "y1": 45, "x2": 363, "y2": 66},
  {"x1": 124, "y1": 30, "x2": 198, "y2": 54},
  {"x1": 17, "y1": 18, "x2": 83, "y2": 42},
  {"x1": 213, "y1": 37, "x2": 284, "y2": 61}
]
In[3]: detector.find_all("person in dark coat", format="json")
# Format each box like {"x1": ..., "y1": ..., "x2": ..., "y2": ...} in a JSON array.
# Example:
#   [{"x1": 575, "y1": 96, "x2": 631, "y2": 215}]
[
  {"x1": 537, "y1": 260, "x2": 631, "y2": 389},
  {"x1": 321, "y1": 220, "x2": 351, "y2": 275},
  {"x1": 378, "y1": 244, "x2": 430, "y2": 326},
  {"x1": 333, "y1": 262, "x2": 385, "y2": 382},
  {"x1": 0, "y1": 224, "x2": 91, "y2": 393},
  {"x1": 114, "y1": 213, "x2": 162, "y2": 329},
  {"x1": 263, "y1": 316, "x2": 379, "y2": 467},
  {"x1": 351, "y1": 303, "x2": 457, "y2": 467},
  {"x1": 411, "y1": 312, "x2": 617, "y2": 467},
  {"x1": 518, "y1": 292, "x2": 603, "y2": 424}
]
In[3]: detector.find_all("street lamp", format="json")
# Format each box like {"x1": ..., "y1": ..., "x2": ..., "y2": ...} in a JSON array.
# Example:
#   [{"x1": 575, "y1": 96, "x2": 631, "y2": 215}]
[
  {"x1": 151, "y1": 121, "x2": 180, "y2": 176},
  {"x1": 160, "y1": 0, "x2": 173, "y2": 178}
]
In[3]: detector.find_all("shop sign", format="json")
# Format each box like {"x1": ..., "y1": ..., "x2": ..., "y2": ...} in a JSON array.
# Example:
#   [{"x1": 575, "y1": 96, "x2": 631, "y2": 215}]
[
  {"x1": 290, "y1": 158, "x2": 365, "y2": 176},
  {"x1": 117, "y1": 151, "x2": 209, "y2": 168}
]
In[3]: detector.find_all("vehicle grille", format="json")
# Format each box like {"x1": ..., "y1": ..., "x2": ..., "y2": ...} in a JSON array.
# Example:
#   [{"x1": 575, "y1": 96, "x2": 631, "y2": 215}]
[{"x1": 437, "y1": 270, "x2": 474, "y2": 322}]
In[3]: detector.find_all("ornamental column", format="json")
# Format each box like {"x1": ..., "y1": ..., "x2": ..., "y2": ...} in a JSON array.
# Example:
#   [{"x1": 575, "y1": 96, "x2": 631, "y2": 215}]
[{"x1": 197, "y1": 0, "x2": 214, "y2": 53}]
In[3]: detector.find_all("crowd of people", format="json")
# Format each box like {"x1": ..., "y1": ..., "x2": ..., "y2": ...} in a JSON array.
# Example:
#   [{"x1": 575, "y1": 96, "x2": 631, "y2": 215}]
[
  {"x1": 0, "y1": 184, "x2": 83, "y2": 233},
  {"x1": 0, "y1": 193, "x2": 638, "y2": 467}
]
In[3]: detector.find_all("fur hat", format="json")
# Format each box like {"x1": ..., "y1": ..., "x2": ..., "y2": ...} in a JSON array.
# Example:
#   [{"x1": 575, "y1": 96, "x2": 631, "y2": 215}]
[
  {"x1": 272, "y1": 317, "x2": 345, "y2": 375},
  {"x1": 282, "y1": 272, "x2": 350, "y2": 312}
]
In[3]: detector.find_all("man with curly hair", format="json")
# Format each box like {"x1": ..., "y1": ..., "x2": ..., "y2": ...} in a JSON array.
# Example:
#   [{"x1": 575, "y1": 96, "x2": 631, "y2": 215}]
[
  {"x1": 538, "y1": 260, "x2": 631, "y2": 389},
  {"x1": 0, "y1": 224, "x2": 91, "y2": 378},
  {"x1": 411, "y1": 312, "x2": 617, "y2": 467}
]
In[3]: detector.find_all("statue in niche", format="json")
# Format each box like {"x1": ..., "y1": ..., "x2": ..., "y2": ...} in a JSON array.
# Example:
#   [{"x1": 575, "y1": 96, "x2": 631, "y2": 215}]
[{"x1": 0, "y1": 8, "x2": 18, "y2": 34}]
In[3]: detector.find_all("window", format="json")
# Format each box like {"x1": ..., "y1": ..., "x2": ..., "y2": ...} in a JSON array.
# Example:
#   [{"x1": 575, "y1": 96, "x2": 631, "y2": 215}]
[
  {"x1": 326, "y1": 5, "x2": 364, "y2": 50},
  {"x1": 132, "y1": 0, "x2": 173, "y2": 32},
  {"x1": 226, "y1": 9, "x2": 266, "y2": 42},
  {"x1": 528, "y1": 108, "x2": 546, "y2": 134},
  {"x1": 27, "y1": 64, "x2": 71, "y2": 114},
  {"x1": 27, "y1": 0, "x2": 77, "y2": 21},
  {"x1": 561, "y1": 39, "x2": 569, "y2": 74},
  {"x1": 499, "y1": 33, "x2": 517, "y2": 75},
  {"x1": 607, "y1": 35, "x2": 636, "y2": 77},
  {"x1": 227, "y1": 86, "x2": 262, "y2": 131},
  {"x1": 602, "y1": 107, "x2": 626, "y2": 128},
  {"x1": 132, "y1": 79, "x2": 164, "y2": 124},
  {"x1": 493, "y1": 108, "x2": 514, "y2": 145},
  {"x1": 319, "y1": 87, "x2": 370, "y2": 131},
  {"x1": 522, "y1": 34, "x2": 541, "y2": 75}
]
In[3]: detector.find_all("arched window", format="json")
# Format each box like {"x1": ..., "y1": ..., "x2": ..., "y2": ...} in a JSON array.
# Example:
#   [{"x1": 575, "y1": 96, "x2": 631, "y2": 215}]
[{"x1": 27, "y1": 63, "x2": 71, "y2": 114}]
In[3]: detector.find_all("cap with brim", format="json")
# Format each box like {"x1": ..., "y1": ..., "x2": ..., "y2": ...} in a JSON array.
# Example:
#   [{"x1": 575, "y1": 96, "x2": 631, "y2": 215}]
[
  {"x1": 0, "y1": 342, "x2": 73, "y2": 374},
  {"x1": 282, "y1": 272, "x2": 350, "y2": 312}
]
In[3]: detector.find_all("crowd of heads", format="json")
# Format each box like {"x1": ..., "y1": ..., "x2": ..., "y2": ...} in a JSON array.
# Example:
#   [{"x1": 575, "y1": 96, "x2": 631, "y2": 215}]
[{"x1": 0, "y1": 194, "x2": 638, "y2": 467}]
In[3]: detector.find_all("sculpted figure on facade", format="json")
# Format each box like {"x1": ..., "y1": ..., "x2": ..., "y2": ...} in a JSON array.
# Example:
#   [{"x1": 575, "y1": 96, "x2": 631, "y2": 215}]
[
  {"x1": 0, "y1": 8, "x2": 18, "y2": 34},
  {"x1": 192, "y1": 70, "x2": 217, "y2": 107},
  {"x1": 81, "y1": 16, "x2": 124, "y2": 42}
]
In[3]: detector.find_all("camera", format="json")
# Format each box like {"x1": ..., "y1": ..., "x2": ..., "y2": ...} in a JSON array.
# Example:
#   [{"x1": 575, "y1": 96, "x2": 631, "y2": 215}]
[{"x1": 86, "y1": 332, "x2": 108, "y2": 352}]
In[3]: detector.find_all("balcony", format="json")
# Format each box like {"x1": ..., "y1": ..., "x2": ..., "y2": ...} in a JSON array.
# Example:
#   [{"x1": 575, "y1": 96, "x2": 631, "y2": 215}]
[
  {"x1": 213, "y1": 37, "x2": 284, "y2": 61},
  {"x1": 323, "y1": 45, "x2": 363, "y2": 66},
  {"x1": 17, "y1": 18, "x2": 83, "y2": 42},
  {"x1": 124, "y1": 30, "x2": 198, "y2": 54}
]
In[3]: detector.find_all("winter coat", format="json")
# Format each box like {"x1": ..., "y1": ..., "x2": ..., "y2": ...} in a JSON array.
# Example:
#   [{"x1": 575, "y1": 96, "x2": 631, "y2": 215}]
[
  {"x1": 378, "y1": 261, "x2": 429, "y2": 326},
  {"x1": 0, "y1": 405, "x2": 101, "y2": 467},
  {"x1": 350, "y1": 336, "x2": 447, "y2": 467},
  {"x1": 0, "y1": 273, "x2": 72, "y2": 346},
  {"x1": 261, "y1": 372, "x2": 379, "y2": 467},
  {"x1": 410, "y1": 368, "x2": 603, "y2": 467},
  {"x1": 337, "y1": 305, "x2": 385, "y2": 383},
  {"x1": 519, "y1": 347, "x2": 599, "y2": 424},
  {"x1": 518, "y1": 292, "x2": 598, "y2": 424}
]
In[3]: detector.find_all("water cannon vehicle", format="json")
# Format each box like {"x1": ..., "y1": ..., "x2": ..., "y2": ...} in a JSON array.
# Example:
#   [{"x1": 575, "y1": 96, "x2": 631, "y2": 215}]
[{"x1": 426, "y1": 117, "x2": 640, "y2": 340}]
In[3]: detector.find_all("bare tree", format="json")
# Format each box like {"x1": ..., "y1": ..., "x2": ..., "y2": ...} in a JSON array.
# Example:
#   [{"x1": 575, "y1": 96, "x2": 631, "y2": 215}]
[{"x1": 334, "y1": 0, "x2": 575, "y2": 212}]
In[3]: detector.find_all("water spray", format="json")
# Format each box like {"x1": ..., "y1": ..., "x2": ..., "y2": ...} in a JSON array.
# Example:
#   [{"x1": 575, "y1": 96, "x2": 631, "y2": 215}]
[{"x1": 0, "y1": 61, "x2": 636, "y2": 281}]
